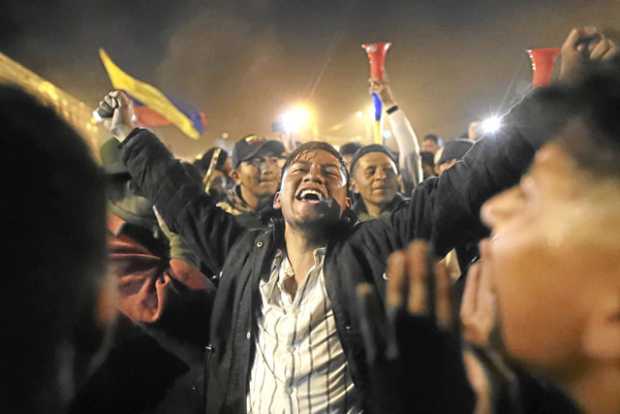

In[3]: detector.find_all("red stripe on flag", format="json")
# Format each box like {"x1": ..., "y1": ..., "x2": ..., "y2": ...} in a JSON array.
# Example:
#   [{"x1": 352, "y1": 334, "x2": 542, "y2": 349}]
[{"x1": 134, "y1": 106, "x2": 172, "y2": 127}]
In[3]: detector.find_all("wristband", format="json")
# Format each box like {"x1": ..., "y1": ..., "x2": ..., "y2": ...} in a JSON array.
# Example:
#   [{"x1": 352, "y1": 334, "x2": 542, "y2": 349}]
[{"x1": 386, "y1": 105, "x2": 399, "y2": 114}]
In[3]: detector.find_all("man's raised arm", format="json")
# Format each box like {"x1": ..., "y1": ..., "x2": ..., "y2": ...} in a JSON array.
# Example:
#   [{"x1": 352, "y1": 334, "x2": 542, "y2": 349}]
[
  {"x1": 370, "y1": 78, "x2": 423, "y2": 191},
  {"x1": 390, "y1": 27, "x2": 618, "y2": 256},
  {"x1": 97, "y1": 91, "x2": 243, "y2": 272}
]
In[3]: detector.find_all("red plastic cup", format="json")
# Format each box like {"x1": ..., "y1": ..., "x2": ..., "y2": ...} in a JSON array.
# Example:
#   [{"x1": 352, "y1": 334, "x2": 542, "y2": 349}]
[
  {"x1": 362, "y1": 42, "x2": 392, "y2": 81},
  {"x1": 527, "y1": 48, "x2": 561, "y2": 87}
]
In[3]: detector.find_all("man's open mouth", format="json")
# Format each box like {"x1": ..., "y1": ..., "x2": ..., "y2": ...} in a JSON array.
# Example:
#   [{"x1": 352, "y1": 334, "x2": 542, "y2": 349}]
[{"x1": 296, "y1": 188, "x2": 326, "y2": 204}]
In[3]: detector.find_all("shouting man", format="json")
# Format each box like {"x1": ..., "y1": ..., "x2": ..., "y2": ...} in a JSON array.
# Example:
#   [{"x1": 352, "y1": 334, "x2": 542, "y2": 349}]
[{"x1": 99, "y1": 27, "x2": 608, "y2": 413}]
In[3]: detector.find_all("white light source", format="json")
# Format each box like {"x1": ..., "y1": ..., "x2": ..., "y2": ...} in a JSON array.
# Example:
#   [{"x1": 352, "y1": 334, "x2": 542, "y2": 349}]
[
  {"x1": 282, "y1": 105, "x2": 312, "y2": 133},
  {"x1": 481, "y1": 116, "x2": 502, "y2": 134}
]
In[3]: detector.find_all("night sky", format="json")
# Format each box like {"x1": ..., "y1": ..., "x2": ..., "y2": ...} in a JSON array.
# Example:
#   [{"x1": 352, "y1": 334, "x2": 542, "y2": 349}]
[{"x1": 2, "y1": 0, "x2": 619, "y2": 157}]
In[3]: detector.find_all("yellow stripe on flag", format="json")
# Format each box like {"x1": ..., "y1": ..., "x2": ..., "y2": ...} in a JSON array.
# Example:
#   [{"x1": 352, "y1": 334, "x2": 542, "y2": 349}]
[{"x1": 99, "y1": 49, "x2": 199, "y2": 139}]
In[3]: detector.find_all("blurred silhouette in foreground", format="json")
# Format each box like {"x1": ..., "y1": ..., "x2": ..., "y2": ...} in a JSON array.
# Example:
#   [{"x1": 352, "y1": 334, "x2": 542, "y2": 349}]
[{"x1": 0, "y1": 85, "x2": 114, "y2": 414}]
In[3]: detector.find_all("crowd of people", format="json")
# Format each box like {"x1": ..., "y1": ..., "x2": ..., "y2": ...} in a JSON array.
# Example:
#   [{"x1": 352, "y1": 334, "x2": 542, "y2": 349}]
[{"x1": 3, "y1": 26, "x2": 620, "y2": 414}]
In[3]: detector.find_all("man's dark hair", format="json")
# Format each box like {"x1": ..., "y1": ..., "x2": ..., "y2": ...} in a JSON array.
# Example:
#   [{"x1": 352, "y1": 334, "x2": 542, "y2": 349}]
[
  {"x1": 0, "y1": 85, "x2": 107, "y2": 413},
  {"x1": 339, "y1": 142, "x2": 362, "y2": 157},
  {"x1": 547, "y1": 64, "x2": 620, "y2": 178},
  {"x1": 349, "y1": 144, "x2": 399, "y2": 175},
  {"x1": 281, "y1": 141, "x2": 350, "y2": 189},
  {"x1": 423, "y1": 133, "x2": 440, "y2": 144}
]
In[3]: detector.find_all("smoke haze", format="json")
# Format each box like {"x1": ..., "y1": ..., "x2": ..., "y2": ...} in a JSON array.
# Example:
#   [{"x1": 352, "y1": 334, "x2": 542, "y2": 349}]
[{"x1": 2, "y1": 0, "x2": 619, "y2": 156}]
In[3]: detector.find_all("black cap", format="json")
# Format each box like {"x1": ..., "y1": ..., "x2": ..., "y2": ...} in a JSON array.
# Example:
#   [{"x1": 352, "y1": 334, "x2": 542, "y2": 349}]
[
  {"x1": 349, "y1": 144, "x2": 398, "y2": 173},
  {"x1": 232, "y1": 134, "x2": 285, "y2": 168},
  {"x1": 436, "y1": 139, "x2": 473, "y2": 165}
]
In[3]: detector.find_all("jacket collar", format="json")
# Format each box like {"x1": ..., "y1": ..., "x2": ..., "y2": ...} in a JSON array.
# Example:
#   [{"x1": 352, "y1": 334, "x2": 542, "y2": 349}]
[{"x1": 222, "y1": 185, "x2": 255, "y2": 214}]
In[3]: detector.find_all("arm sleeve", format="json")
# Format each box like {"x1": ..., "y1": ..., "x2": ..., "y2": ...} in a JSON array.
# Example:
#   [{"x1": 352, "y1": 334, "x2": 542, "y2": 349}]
[
  {"x1": 120, "y1": 129, "x2": 243, "y2": 272},
  {"x1": 386, "y1": 108, "x2": 423, "y2": 190},
  {"x1": 389, "y1": 88, "x2": 566, "y2": 256}
]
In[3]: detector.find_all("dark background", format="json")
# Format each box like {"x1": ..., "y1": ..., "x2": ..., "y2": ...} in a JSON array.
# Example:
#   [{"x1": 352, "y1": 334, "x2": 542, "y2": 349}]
[{"x1": 2, "y1": 0, "x2": 619, "y2": 157}]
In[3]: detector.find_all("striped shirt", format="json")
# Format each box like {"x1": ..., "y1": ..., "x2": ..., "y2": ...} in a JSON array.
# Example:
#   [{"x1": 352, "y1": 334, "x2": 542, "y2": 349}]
[{"x1": 246, "y1": 248, "x2": 362, "y2": 414}]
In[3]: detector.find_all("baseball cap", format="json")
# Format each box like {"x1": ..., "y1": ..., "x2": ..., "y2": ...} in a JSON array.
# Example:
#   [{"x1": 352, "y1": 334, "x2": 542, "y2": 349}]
[{"x1": 232, "y1": 134, "x2": 285, "y2": 168}]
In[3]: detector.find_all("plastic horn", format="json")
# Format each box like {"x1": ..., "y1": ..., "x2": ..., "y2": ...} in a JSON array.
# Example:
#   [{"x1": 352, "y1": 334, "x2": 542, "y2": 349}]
[
  {"x1": 362, "y1": 42, "x2": 392, "y2": 81},
  {"x1": 527, "y1": 48, "x2": 561, "y2": 87},
  {"x1": 363, "y1": 42, "x2": 391, "y2": 144}
]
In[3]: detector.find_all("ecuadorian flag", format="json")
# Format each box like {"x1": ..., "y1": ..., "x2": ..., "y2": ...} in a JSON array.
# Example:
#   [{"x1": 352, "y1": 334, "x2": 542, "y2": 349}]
[{"x1": 99, "y1": 49, "x2": 206, "y2": 139}]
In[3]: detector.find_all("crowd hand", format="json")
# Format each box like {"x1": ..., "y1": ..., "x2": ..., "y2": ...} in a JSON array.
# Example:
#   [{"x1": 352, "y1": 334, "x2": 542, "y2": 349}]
[
  {"x1": 384, "y1": 240, "x2": 452, "y2": 329},
  {"x1": 560, "y1": 27, "x2": 618, "y2": 83},
  {"x1": 368, "y1": 78, "x2": 397, "y2": 108},
  {"x1": 97, "y1": 90, "x2": 137, "y2": 142},
  {"x1": 356, "y1": 241, "x2": 474, "y2": 414},
  {"x1": 460, "y1": 240, "x2": 497, "y2": 348}
]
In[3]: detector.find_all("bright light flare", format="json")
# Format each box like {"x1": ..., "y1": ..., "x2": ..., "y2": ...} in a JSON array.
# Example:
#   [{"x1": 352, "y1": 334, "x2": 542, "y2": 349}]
[
  {"x1": 282, "y1": 105, "x2": 312, "y2": 133},
  {"x1": 481, "y1": 116, "x2": 502, "y2": 134}
]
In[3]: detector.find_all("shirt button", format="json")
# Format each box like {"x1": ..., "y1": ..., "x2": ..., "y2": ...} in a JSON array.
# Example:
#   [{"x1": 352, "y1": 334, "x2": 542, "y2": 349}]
[
  {"x1": 256, "y1": 241, "x2": 264, "y2": 248},
  {"x1": 246, "y1": 331, "x2": 251, "y2": 340},
  {"x1": 345, "y1": 325, "x2": 352, "y2": 332}
]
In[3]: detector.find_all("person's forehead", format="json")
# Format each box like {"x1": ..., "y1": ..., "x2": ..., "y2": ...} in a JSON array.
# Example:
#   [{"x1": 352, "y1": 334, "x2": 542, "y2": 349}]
[
  {"x1": 358, "y1": 152, "x2": 396, "y2": 168},
  {"x1": 291, "y1": 149, "x2": 340, "y2": 166},
  {"x1": 248, "y1": 149, "x2": 281, "y2": 160}
]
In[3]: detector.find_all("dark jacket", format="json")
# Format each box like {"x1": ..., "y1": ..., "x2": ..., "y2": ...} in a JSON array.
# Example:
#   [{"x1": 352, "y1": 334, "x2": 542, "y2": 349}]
[
  {"x1": 216, "y1": 186, "x2": 273, "y2": 230},
  {"x1": 120, "y1": 90, "x2": 556, "y2": 413}
]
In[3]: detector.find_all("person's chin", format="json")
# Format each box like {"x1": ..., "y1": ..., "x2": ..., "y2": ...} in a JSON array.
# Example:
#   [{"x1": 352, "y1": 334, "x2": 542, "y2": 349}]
[
  {"x1": 292, "y1": 203, "x2": 340, "y2": 228},
  {"x1": 258, "y1": 179, "x2": 278, "y2": 188},
  {"x1": 369, "y1": 195, "x2": 390, "y2": 206}
]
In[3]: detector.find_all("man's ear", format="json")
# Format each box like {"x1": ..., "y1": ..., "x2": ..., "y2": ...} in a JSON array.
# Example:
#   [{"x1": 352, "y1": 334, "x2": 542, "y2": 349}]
[
  {"x1": 582, "y1": 292, "x2": 620, "y2": 360},
  {"x1": 343, "y1": 196, "x2": 352, "y2": 211},
  {"x1": 273, "y1": 191, "x2": 281, "y2": 209},
  {"x1": 231, "y1": 169, "x2": 241, "y2": 185}
]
